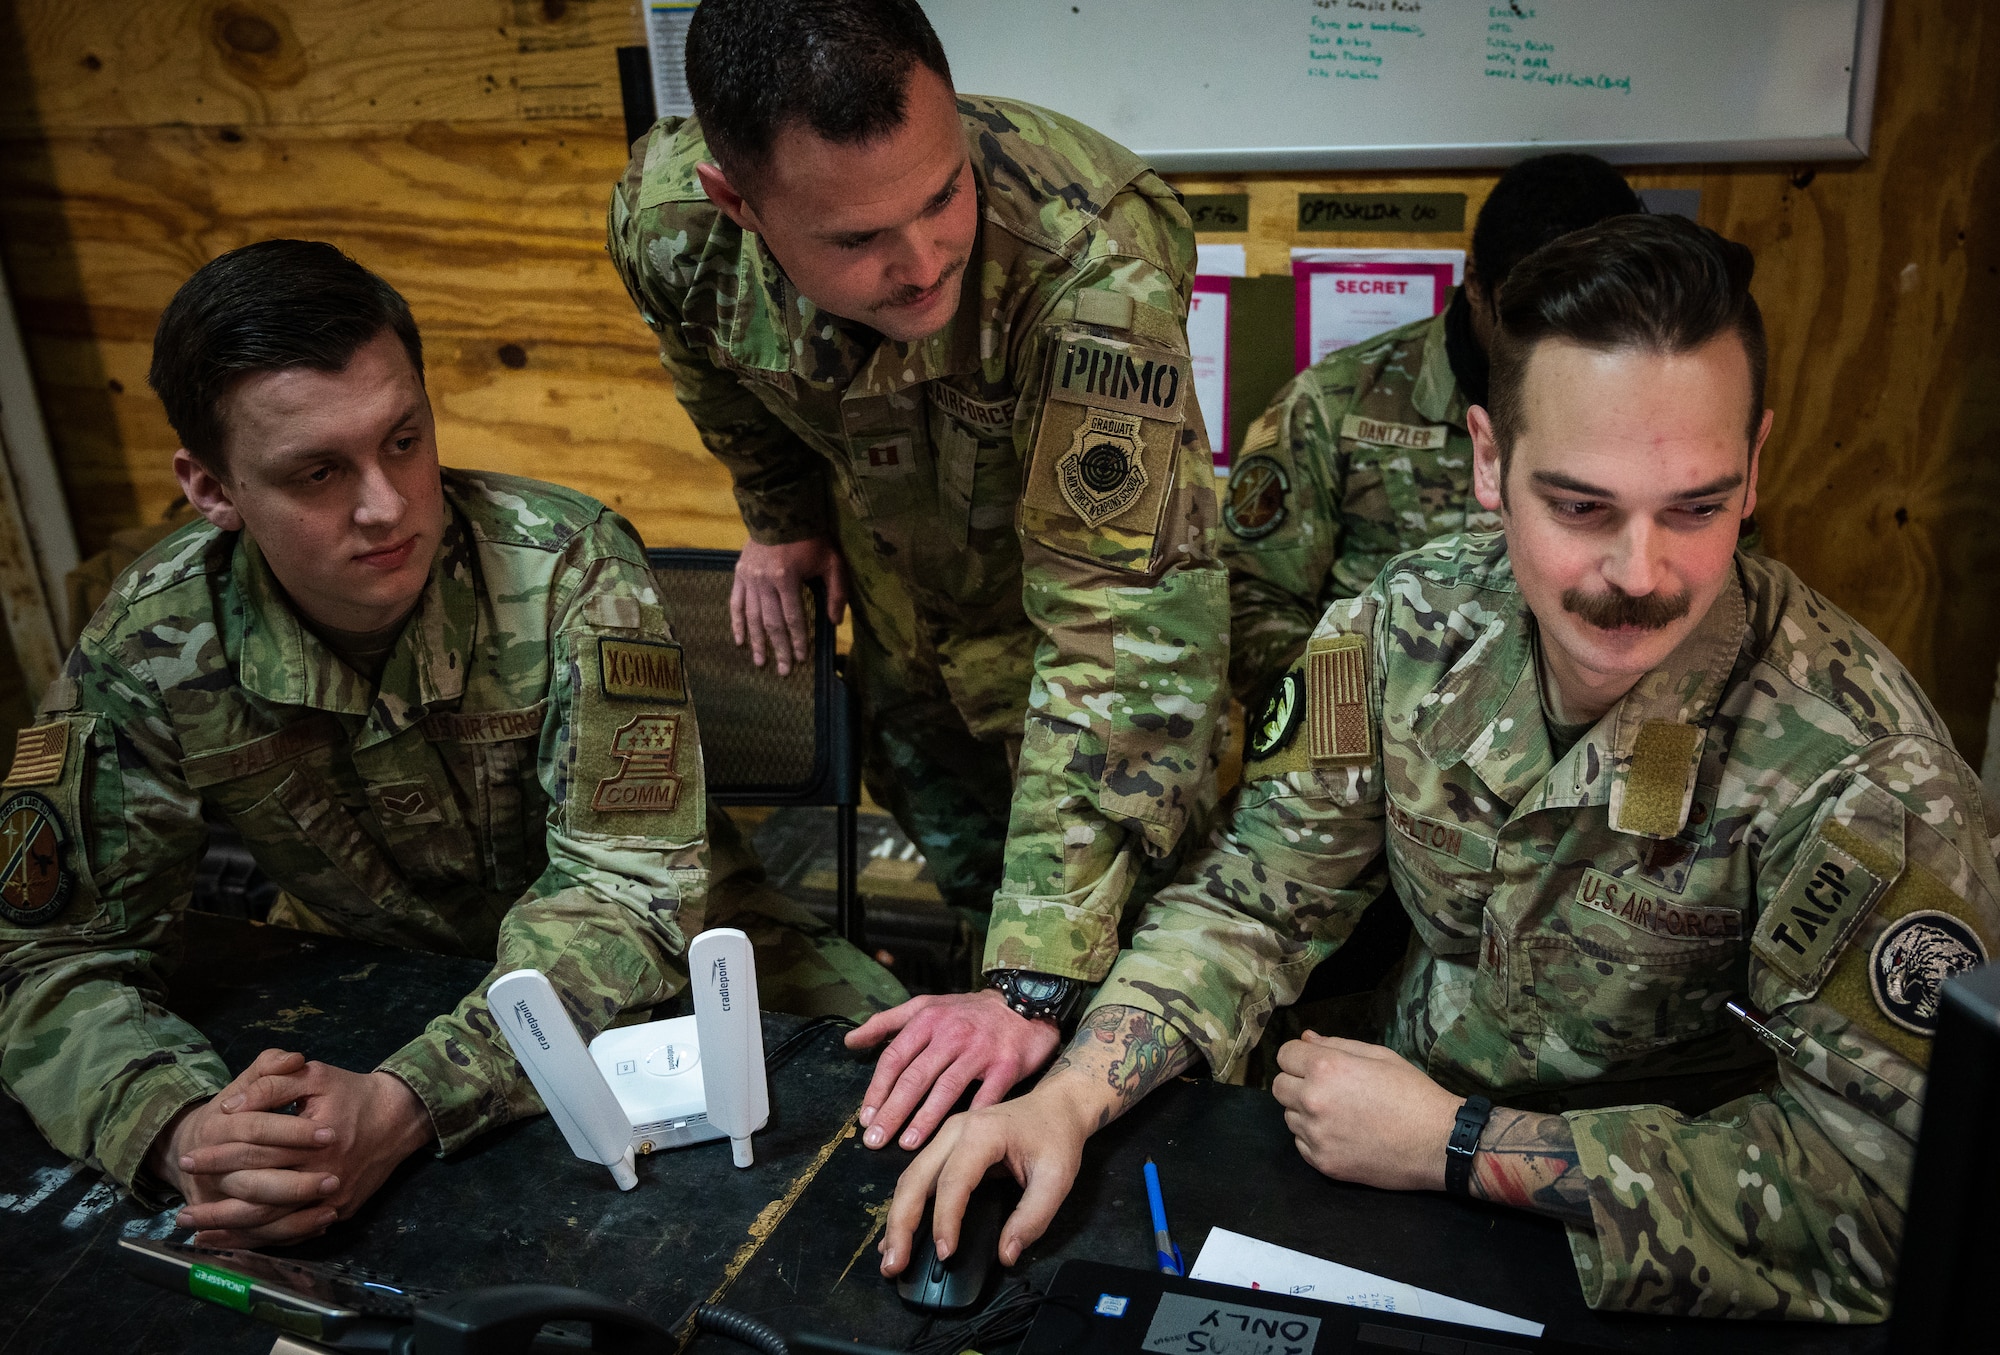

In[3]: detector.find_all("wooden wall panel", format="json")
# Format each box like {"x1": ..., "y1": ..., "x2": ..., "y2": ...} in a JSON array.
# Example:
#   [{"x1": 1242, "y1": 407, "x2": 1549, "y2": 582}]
[{"x1": 0, "y1": 0, "x2": 1994, "y2": 759}]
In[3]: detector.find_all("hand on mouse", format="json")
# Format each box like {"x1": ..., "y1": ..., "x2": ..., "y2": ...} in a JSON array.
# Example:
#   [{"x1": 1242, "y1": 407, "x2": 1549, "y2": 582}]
[{"x1": 878, "y1": 1004, "x2": 1197, "y2": 1277}]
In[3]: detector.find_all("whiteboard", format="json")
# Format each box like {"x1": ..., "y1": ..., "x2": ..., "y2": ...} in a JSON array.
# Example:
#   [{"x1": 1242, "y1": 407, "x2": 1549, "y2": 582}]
[{"x1": 926, "y1": 0, "x2": 1883, "y2": 171}]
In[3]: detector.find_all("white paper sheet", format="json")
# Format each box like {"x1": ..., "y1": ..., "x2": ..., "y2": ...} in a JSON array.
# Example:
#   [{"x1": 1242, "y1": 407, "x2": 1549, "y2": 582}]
[
  {"x1": 1196, "y1": 243, "x2": 1248, "y2": 277},
  {"x1": 1187, "y1": 279, "x2": 1231, "y2": 472},
  {"x1": 1289, "y1": 248, "x2": 1465, "y2": 282},
  {"x1": 1189, "y1": 1226, "x2": 1544, "y2": 1338}
]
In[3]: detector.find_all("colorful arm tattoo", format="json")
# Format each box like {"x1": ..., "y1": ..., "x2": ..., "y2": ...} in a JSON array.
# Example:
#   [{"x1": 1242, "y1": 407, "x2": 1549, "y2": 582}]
[
  {"x1": 1046, "y1": 1005, "x2": 1195, "y2": 1129},
  {"x1": 1467, "y1": 1107, "x2": 1595, "y2": 1225}
]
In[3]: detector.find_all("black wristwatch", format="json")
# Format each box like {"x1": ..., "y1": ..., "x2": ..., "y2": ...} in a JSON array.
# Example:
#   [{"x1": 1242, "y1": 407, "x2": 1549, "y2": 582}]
[
  {"x1": 986, "y1": 969, "x2": 1087, "y2": 1027},
  {"x1": 1444, "y1": 1094, "x2": 1494, "y2": 1197}
]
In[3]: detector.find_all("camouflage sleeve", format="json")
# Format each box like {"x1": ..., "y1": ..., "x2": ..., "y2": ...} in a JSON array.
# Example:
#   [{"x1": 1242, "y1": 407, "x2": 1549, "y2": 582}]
[
  {"x1": 982, "y1": 176, "x2": 1230, "y2": 984},
  {"x1": 1562, "y1": 737, "x2": 2000, "y2": 1320},
  {"x1": 606, "y1": 149, "x2": 829, "y2": 544},
  {"x1": 1219, "y1": 366, "x2": 1351, "y2": 706},
  {"x1": 0, "y1": 615, "x2": 226, "y2": 1207},
  {"x1": 1086, "y1": 594, "x2": 1390, "y2": 1079},
  {"x1": 378, "y1": 514, "x2": 708, "y2": 1153}
]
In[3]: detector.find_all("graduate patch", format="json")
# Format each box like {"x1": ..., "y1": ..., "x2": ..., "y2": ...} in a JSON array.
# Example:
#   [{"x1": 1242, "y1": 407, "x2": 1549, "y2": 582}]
[
  {"x1": 0, "y1": 791, "x2": 74, "y2": 926},
  {"x1": 1753, "y1": 834, "x2": 1887, "y2": 992},
  {"x1": 599, "y1": 638, "x2": 687, "y2": 704},
  {"x1": 1306, "y1": 634, "x2": 1372, "y2": 764},
  {"x1": 1056, "y1": 409, "x2": 1149, "y2": 527},
  {"x1": 1869, "y1": 911, "x2": 1985, "y2": 1036},
  {"x1": 1247, "y1": 670, "x2": 1303, "y2": 759},
  {"x1": 2, "y1": 723, "x2": 68, "y2": 788},
  {"x1": 592, "y1": 714, "x2": 684, "y2": 814},
  {"x1": 1224, "y1": 456, "x2": 1289, "y2": 540},
  {"x1": 1339, "y1": 413, "x2": 1449, "y2": 450}
]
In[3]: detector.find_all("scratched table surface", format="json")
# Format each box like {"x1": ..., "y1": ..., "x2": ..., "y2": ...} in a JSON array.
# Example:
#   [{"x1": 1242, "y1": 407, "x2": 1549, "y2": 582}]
[
  {"x1": 706, "y1": 1080, "x2": 1890, "y2": 1355},
  {"x1": 0, "y1": 913, "x2": 873, "y2": 1354}
]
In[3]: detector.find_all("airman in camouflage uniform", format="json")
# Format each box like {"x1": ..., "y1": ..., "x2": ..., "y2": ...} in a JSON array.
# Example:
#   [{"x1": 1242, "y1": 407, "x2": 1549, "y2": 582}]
[
  {"x1": 1093, "y1": 532, "x2": 2000, "y2": 1318},
  {"x1": 0, "y1": 468, "x2": 896, "y2": 1206},
  {"x1": 607, "y1": 96, "x2": 1228, "y2": 984}
]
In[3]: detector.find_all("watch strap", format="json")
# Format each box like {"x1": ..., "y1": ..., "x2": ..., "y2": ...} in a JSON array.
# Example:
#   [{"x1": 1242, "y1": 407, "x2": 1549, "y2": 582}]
[{"x1": 1444, "y1": 1094, "x2": 1493, "y2": 1197}]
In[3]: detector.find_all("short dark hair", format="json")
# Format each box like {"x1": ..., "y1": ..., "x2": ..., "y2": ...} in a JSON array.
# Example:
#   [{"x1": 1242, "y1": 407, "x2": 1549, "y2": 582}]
[
  {"x1": 685, "y1": 0, "x2": 953, "y2": 183},
  {"x1": 1471, "y1": 153, "x2": 1643, "y2": 295},
  {"x1": 148, "y1": 240, "x2": 424, "y2": 471},
  {"x1": 1487, "y1": 215, "x2": 1767, "y2": 486}
]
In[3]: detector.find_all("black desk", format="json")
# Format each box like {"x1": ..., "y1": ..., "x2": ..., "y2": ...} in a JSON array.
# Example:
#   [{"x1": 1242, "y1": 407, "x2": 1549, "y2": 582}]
[{"x1": 0, "y1": 918, "x2": 1887, "y2": 1354}]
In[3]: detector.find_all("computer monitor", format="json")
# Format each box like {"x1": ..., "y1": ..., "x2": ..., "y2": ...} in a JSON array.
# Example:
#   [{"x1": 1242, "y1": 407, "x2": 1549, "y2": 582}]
[{"x1": 1889, "y1": 958, "x2": 1999, "y2": 1350}]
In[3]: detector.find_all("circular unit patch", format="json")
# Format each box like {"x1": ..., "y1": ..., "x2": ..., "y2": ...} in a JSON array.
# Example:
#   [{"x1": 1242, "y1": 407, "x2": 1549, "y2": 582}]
[
  {"x1": 1869, "y1": 909, "x2": 1987, "y2": 1035},
  {"x1": 1224, "y1": 455, "x2": 1290, "y2": 540},
  {"x1": 1248, "y1": 671, "x2": 1305, "y2": 759},
  {"x1": 0, "y1": 791, "x2": 75, "y2": 927}
]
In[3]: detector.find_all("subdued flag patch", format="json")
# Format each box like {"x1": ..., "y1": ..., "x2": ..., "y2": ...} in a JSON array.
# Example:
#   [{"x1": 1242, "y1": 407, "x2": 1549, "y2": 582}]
[
  {"x1": 1306, "y1": 634, "x2": 1371, "y2": 764},
  {"x1": 2, "y1": 724, "x2": 67, "y2": 788}
]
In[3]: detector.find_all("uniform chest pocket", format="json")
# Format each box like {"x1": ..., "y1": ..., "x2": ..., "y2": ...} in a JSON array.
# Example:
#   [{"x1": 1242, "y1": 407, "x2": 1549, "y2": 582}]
[
  {"x1": 930, "y1": 413, "x2": 1023, "y2": 602},
  {"x1": 1523, "y1": 884, "x2": 1745, "y2": 1059},
  {"x1": 1383, "y1": 795, "x2": 1498, "y2": 953},
  {"x1": 464, "y1": 734, "x2": 548, "y2": 896}
]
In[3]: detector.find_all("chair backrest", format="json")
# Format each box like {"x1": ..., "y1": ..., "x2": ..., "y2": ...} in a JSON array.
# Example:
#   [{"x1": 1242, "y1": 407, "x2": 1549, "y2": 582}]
[{"x1": 645, "y1": 548, "x2": 852, "y2": 806}]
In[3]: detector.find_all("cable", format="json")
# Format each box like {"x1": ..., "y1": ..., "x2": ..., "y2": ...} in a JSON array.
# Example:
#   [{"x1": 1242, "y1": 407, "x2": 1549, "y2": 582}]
[
  {"x1": 904, "y1": 1278, "x2": 1049, "y2": 1355},
  {"x1": 763, "y1": 1014, "x2": 858, "y2": 1072},
  {"x1": 693, "y1": 1303, "x2": 789, "y2": 1354}
]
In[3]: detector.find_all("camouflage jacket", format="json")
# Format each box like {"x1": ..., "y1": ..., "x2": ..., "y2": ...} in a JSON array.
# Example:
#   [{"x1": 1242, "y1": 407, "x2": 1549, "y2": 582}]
[
  {"x1": 1095, "y1": 533, "x2": 2000, "y2": 1319},
  {"x1": 0, "y1": 471, "x2": 707, "y2": 1205},
  {"x1": 1220, "y1": 306, "x2": 1495, "y2": 704},
  {"x1": 607, "y1": 98, "x2": 1227, "y2": 982}
]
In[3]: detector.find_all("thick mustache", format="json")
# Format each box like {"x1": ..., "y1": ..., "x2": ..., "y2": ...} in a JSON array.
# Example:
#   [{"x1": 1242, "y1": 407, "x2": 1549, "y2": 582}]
[
  {"x1": 875, "y1": 255, "x2": 966, "y2": 310},
  {"x1": 1561, "y1": 584, "x2": 1691, "y2": 631}
]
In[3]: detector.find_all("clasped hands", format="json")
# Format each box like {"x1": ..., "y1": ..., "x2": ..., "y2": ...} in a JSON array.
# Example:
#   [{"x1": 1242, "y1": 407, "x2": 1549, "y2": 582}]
[{"x1": 150, "y1": 1048, "x2": 434, "y2": 1248}]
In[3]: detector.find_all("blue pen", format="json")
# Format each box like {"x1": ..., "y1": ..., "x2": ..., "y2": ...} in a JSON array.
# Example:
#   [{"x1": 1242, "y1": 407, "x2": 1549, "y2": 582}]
[{"x1": 1143, "y1": 1157, "x2": 1185, "y2": 1276}]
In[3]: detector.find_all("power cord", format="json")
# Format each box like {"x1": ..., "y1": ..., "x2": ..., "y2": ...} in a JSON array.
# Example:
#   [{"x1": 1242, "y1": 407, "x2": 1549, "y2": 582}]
[
  {"x1": 905, "y1": 1278, "x2": 1048, "y2": 1354},
  {"x1": 763, "y1": 1014, "x2": 858, "y2": 1072}
]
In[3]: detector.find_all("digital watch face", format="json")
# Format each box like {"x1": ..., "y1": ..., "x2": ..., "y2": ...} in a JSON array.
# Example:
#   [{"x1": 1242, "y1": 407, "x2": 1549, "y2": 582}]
[{"x1": 1014, "y1": 973, "x2": 1061, "y2": 1003}]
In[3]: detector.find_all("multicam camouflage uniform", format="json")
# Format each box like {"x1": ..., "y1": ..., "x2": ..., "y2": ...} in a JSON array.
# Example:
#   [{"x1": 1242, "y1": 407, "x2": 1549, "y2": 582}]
[
  {"x1": 0, "y1": 470, "x2": 896, "y2": 1208},
  {"x1": 1220, "y1": 307, "x2": 1496, "y2": 705},
  {"x1": 1096, "y1": 532, "x2": 2000, "y2": 1319},
  {"x1": 607, "y1": 98, "x2": 1228, "y2": 982}
]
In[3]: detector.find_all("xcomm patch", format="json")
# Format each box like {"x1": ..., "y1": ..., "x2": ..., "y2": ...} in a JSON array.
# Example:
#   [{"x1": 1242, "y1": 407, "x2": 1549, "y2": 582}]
[
  {"x1": 600, "y1": 639, "x2": 687, "y2": 703},
  {"x1": 1248, "y1": 670, "x2": 1304, "y2": 759},
  {"x1": 1870, "y1": 910, "x2": 1986, "y2": 1035},
  {"x1": 0, "y1": 791, "x2": 75, "y2": 926},
  {"x1": 1224, "y1": 456, "x2": 1289, "y2": 540}
]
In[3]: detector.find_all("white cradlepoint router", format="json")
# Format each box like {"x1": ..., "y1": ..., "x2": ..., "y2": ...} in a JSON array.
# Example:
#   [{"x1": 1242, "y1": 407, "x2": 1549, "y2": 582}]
[{"x1": 490, "y1": 928, "x2": 770, "y2": 1190}]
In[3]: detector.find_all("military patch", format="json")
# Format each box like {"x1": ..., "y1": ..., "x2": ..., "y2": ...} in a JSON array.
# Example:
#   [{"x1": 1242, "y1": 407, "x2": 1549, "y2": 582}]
[
  {"x1": 1869, "y1": 910, "x2": 1986, "y2": 1035},
  {"x1": 3, "y1": 723, "x2": 68, "y2": 788},
  {"x1": 859, "y1": 437, "x2": 913, "y2": 476},
  {"x1": 1339, "y1": 413, "x2": 1449, "y2": 450},
  {"x1": 0, "y1": 791, "x2": 74, "y2": 927},
  {"x1": 599, "y1": 639, "x2": 687, "y2": 704},
  {"x1": 1247, "y1": 671, "x2": 1303, "y2": 759},
  {"x1": 370, "y1": 780, "x2": 444, "y2": 827},
  {"x1": 1753, "y1": 831, "x2": 1888, "y2": 992},
  {"x1": 1047, "y1": 332, "x2": 1187, "y2": 423},
  {"x1": 1610, "y1": 721, "x2": 1704, "y2": 839},
  {"x1": 1056, "y1": 409, "x2": 1149, "y2": 527},
  {"x1": 1306, "y1": 634, "x2": 1372, "y2": 764},
  {"x1": 1575, "y1": 868, "x2": 1741, "y2": 940},
  {"x1": 929, "y1": 384, "x2": 1016, "y2": 432},
  {"x1": 1224, "y1": 456, "x2": 1289, "y2": 540},
  {"x1": 592, "y1": 714, "x2": 683, "y2": 813},
  {"x1": 423, "y1": 702, "x2": 547, "y2": 743}
]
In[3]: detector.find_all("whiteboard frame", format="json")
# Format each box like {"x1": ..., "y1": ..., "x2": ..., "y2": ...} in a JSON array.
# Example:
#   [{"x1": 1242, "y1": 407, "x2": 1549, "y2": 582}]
[{"x1": 1116, "y1": 0, "x2": 1886, "y2": 172}]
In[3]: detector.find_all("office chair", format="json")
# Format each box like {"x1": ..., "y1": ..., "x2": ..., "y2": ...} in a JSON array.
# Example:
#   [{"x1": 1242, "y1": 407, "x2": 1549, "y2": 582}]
[{"x1": 645, "y1": 548, "x2": 865, "y2": 948}]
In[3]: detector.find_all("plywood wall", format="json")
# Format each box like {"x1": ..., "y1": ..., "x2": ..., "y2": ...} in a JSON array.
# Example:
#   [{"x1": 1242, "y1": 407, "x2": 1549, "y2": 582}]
[{"x1": 2, "y1": 0, "x2": 1995, "y2": 761}]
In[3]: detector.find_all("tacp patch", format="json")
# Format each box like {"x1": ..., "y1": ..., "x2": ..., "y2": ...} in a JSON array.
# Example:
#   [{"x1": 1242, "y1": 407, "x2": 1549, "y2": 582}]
[
  {"x1": 592, "y1": 714, "x2": 684, "y2": 814},
  {"x1": 1869, "y1": 910, "x2": 1986, "y2": 1036},
  {"x1": 0, "y1": 791, "x2": 75, "y2": 926},
  {"x1": 3, "y1": 723, "x2": 69, "y2": 788},
  {"x1": 1339, "y1": 413, "x2": 1448, "y2": 450},
  {"x1": 1306, "y1": 634, "x2": 1372, "y2": 765},
  {"x1": 1247, "y1": 670, "x2": 1304, "y2": 760},
  {"x1": 599, "y1": 638, "x2": 687, "y2": 704},
  {"x1": 1224, "y1": 456, "x2": 1289, "y2": 540},
  {"x1": 1753, "y1": 828, "x2": 1887, "y2": 993}
]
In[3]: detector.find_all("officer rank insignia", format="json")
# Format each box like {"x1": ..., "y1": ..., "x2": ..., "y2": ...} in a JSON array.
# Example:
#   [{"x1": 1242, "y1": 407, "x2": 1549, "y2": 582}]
[
  {"x1": 1224, "y1": 456, "x2": 1289, "y2": 540},
  {"x1": 1869, "y1": 910, "x2": 1986, "y2": 1035},
  {"x1": 1248, "y1": 670, "x2": 1303, "y2": 759},
  {"x1": 593, "y1": 714, "x2": 683, "y2": 813},
  {"x1": 0, "y1": 791, "x2": 75, "y2": 926}
]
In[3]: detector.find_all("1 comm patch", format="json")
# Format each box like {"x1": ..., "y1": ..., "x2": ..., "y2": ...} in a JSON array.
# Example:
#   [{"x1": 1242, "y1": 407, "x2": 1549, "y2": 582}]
[
  {"x1": 1224, "y1": 456, "x2": 1289, "y2": 540},
  {"x1": 1248, "y1": 670, "x2": 1304, "y2": 759},
  {"x1": 1869, "y1": 910, "x2": 1986, "y2": 1035},
  {"x1": 592, "y1": 714, "x2": 684, "y2": 814},
  {"x1": 0, "y1": 791, "x2": 75, "y2": 926},
  {"x1": 599, "y1": 638, "x2": 687, "y2": 704}
]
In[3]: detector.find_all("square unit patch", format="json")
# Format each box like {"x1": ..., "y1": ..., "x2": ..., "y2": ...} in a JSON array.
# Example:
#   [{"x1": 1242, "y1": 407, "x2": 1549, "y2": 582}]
[{"x1": 592, "y1": 713, "x2": 684, "y2": 814}]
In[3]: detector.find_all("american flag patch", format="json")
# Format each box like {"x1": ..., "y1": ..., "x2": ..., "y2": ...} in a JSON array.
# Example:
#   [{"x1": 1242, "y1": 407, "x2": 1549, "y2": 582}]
[
  {"x1": 1307, "y1": 635, "x2": 1372, "y2": 764},
  {"x1": 3, "y1": 723, "x2": 68, "y2": 788}
]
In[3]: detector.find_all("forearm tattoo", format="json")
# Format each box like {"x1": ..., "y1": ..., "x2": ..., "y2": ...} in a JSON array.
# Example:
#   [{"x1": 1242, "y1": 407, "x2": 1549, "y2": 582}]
[
  {"x1": 1467, "y1": 1108, "x2": 1595, "y2": 1225},
  {"x1": 1047, "y1": 1006, "x2": 1194, "y2": 1127}
]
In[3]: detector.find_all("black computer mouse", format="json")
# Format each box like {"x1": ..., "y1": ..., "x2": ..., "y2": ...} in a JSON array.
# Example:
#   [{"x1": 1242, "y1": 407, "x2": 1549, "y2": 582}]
[{"x1": 895, "y1": 1177, "x2": 1016, "y2": 1314}]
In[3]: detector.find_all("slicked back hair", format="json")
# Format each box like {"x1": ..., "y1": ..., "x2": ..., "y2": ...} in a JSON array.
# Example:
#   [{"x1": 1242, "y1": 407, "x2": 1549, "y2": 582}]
[
  {"x1": 148, "y1": 240, "x2": 423, "y2": 474},
  {"x1": 1487, "y1": 215, "x2": 1767, "y2": 491},
  {"x1": 1470, "y1": 153, "x2": 1643, "y2": 297},
  {"x1": 685, "y1": 0, "x2": 953, "y2": 187}
]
